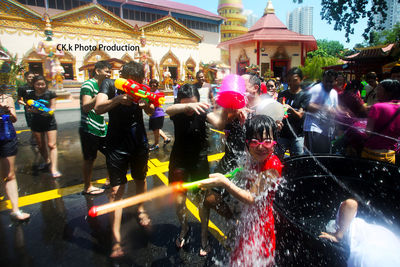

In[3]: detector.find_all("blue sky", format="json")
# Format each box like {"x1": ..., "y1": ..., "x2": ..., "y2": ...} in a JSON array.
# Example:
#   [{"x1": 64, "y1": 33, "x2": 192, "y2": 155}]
[{"x1": 173, "y1": 0, "x2": 368, "y2": 49}]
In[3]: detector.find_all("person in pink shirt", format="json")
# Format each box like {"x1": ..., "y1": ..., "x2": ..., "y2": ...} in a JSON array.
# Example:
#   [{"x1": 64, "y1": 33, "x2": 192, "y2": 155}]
[{"x1": 361, "y1": 79, "x2": 400, "y2": 164}]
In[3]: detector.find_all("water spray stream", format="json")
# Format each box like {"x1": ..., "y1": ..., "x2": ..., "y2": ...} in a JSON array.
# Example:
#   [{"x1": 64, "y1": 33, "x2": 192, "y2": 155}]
[
  {"x1": 284, "y1": 113, "x2": 397, "y2": 228},
  {"x1": 88, "y1": 167, "x2": 242, "y2": 217}
]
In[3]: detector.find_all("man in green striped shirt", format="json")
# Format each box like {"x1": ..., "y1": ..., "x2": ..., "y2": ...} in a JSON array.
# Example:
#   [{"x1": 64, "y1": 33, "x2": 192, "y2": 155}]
[{"x1": 80, "y1": 61, "x2": 111, "y2": 195}]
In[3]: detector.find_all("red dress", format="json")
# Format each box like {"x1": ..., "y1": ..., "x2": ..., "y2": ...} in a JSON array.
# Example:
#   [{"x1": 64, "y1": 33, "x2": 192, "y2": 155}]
[{"x1": 230, "y1": 154, "x2": 283, "y2": 267}]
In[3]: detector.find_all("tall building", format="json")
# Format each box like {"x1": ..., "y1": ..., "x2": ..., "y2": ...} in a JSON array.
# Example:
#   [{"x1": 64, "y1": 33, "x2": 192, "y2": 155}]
[
  {"x1": 243, "y1": 10, "x2": 258, "y2": 28},
  {"x1": 217, "y1": 0, "x2": 248, "y2": 63},
  {"x1": 286, "y1": 6, "x2": 313, "y2": 35},
  {"x1": 373, "y1": 0, "x2": 400, "y2": 31}
]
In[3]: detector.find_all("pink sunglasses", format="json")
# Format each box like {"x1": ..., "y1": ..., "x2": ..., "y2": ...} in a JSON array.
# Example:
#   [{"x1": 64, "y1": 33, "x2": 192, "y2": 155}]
[{"x1": 246, "y1": 139, "x2": 276, "y2": 149}]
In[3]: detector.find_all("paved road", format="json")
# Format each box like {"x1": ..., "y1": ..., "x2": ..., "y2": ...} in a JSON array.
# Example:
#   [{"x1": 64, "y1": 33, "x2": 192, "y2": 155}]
[{"x1": 1, "y1": 110, "x2": 229, "y2": 267}]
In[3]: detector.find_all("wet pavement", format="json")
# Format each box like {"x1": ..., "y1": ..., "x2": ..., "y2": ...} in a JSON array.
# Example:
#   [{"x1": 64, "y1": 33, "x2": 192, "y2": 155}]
[{"x1": 0, "y1": 111, "x2": 229, "y2": 267}]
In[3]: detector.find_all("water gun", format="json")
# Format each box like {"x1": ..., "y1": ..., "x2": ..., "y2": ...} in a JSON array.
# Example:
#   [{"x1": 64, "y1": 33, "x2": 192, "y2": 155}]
[
  {"x1": 114, "y1": 78, "x2": 166, "y2": 107},
  {"x1": 361, "y1": 81, "x2": 368, "y2": 98},
  {"x1": 26, "y1": 99, "x2": 54, "y2": 115},
  {"x1": 282, "y1": 97, "x2": 289, "y2": 119}
]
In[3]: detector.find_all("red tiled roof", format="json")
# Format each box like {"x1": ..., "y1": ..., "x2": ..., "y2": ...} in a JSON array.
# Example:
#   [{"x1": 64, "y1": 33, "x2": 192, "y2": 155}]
[
  {"x1": 110, "y1": 0, "x2": 223, "y2": 20},
  {"x1": 218, "y1": 13, "x2": 317, "y2": 51},
  {"x1": 344, "y1": 43, "x2": 396, "y2": 61}
]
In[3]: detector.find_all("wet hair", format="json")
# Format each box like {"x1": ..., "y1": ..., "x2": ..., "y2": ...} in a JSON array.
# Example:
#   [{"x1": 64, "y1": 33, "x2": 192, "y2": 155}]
[
  {"x1": 245, "y1": 115, "x2": 277, "y2": 145},
  {"x1": 149, "y1": 79, "x2": 159, "y2": 87},
  {"x1": 345, "y1": 80, "x2": 363, "y2": 92},
  {"x1": 391, "y1": 66, "x2": 400, "y2": 75},
  {"x1": 177, "y1": 83, "x2": 200, "y2": 102},
  {"x1": 32, "y1": 75, "x2": 48, "y2": 89},
  {"x1": 92, "y1": 60, "x2": 112, "y2": 77},
  {"x1": 120, "y1": 61, "x2": 144, "y2": 81},
  {"x1": 287, "y1": 67, "x2": 303, "y2": 80},
  {"x1": 366, "y1": 71, "x2": 377, "y2": 80},
  {"x1": 24, "y1": 71, "x2": 34, "y2": 79},
  {"x1": 379, "y1": 79, "x2": 400, "y2": 100},
  {"x1": 323, "y1": 69, "x2": 338, "y2": 79}
]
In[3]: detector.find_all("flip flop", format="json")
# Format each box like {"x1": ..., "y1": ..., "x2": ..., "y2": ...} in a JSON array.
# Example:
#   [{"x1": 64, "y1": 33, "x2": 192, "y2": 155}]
[
  {"x1": 10, "y1": 210, "x2": 30, "y2": 222},
  {"x1": 51, "y1": 171, "x2": 62, "y2": 178},
  {"x1": 137, "y1": 210, "x2": 151, "y2": 227},
  {"x1": 199, "y1": 243, "x2": 211, "y2": 257},
  {"x1": 82, "y1": 187, "x2": 105, "y2": 196},
  {"x1": 176, "y1": 226, "x2": 191, "y2": 249},
  {"x1": 110, "y1": 243, "x2": 124, "y2": 258}
]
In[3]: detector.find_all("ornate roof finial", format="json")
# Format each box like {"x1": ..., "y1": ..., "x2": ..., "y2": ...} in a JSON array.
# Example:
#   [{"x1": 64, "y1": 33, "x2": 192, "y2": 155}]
[{"x1": 264, "y1": 0, "x2": 275, "y2": 15}]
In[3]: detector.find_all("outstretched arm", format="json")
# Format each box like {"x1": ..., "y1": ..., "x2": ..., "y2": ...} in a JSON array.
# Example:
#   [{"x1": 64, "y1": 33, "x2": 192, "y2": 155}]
[{"x1": 165, "y1": 102, "x2": 210, "y2": 117}]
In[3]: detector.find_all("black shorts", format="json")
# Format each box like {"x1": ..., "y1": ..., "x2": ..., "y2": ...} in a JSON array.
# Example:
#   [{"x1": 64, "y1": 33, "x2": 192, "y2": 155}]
[
  {"x1": 168, "y1": 156, "x2": 209, "y2": 184},
  {"x1": 106, "y1": 147, "x2": 149, "y2": 187},
  {"x1": 149, "y1": 116, "x2": 164, "y2": 131},
  {"x1": 0, "y1": 138, "x2": 17, "y2": 157},
  {"x1": 31, "y1": 116, "x2": 57, "y2": 132},
  {"x1": 79, "y1": 128, "x2": 106, "y2": 161}
]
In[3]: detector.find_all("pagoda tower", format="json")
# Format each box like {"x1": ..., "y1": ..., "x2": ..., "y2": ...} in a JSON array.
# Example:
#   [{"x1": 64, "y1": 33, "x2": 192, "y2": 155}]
[{"x1": 218, "y1": 0, "x2": 248, "y2": 63}]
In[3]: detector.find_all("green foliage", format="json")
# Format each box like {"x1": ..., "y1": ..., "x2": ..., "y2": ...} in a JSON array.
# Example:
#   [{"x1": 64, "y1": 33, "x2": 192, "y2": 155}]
[
  {"x1": 369, "y1": 22, "x2": 400, "y2": 46},
  {"x1": 300, "y1": 55, "x2": 340, "y2": 81},
  {"x1": 314, "y1": 39, "x2": 345, "y2": 57},
  {"x1": 293, "y1": 0, "x2": 400, "y2": 42}
]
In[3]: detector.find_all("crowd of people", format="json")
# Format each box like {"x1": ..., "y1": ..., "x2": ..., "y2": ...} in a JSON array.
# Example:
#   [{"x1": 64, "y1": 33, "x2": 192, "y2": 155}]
[{"x1": 1, "y1": 60, "x2": 400, "y2": 265}]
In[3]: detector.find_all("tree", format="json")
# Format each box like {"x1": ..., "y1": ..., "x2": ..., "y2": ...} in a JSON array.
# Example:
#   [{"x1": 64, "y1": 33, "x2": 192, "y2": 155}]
[
  {"x1": 369, "y1": 22, "x2": 400, "y2": 46},
  {"x1": 294, "y1": 0, "x2": 400, "y2": 42},
  {"x1": 300, "y1": 55, "x2": 340, "y2": 81},
  {"x1": 311, "y1": 39, "x2": 345, "y2": 58}
]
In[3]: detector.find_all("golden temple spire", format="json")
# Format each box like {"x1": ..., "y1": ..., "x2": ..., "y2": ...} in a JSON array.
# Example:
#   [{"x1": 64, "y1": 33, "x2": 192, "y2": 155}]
[{"x1": 264, "y1": 0, "x2": 275, "y2": 15}]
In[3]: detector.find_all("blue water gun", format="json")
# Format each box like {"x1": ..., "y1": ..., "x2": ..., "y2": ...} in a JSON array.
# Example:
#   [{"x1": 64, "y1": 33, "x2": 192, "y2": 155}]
[
  {"x1": 26, "y1": 99, "x2": 54, "y2": 115},
  {"x1": 0, "y1": 114, "x2": 16, "y2": 140}
]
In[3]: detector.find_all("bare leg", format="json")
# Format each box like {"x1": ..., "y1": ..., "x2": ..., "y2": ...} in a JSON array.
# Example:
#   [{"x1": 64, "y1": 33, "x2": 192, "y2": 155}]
[
  {"x1": 1, "y1": 156, "x2": 30, "y2": 220},
  {"x1": 175, "y1": 191, "x2": 189, "y2": 248},
  {"x1": 109, "y1": 184, "x2": 125, "y2": 257},
  {"x1": 200, "y1": 190, "x2": 233, "y2": 255},
  {"x1": 152, "y1": 129, "x2": 160, "y2": 146},
  {"x1": 159, "y1": 129, "x2": 168, "y2": 141},
  {"x1": 33, "y1": 131, "x2": 49, "y2": 164},
  {"x1": 136, "y1": 179, "x2": 151, "y2": 226},
  {"x1": 82, "y1": 159, "x2": 104, "y2": 194},
  {"x1": 47, "y1": 130, "x2": 59, "y2": 176}
]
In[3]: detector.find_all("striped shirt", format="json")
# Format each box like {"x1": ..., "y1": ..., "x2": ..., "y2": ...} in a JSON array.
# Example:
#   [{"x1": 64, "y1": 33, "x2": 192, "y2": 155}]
[{"x1": 80, "y1": 78, "x2": 107, "y2": 137}]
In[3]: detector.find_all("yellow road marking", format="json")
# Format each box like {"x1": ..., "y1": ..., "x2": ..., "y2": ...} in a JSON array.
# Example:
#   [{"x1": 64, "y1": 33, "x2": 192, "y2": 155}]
[
  {"x1": 210, "y1": 128, "x2": 225, "y2": 135},
  {"x1": 16, "y1": 129, "x2": 31, "y2": 134}
]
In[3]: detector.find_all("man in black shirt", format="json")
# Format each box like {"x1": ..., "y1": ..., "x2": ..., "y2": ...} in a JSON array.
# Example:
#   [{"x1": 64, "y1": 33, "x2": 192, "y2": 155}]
[
  {"x1": 95, "y1": 61, "x2": 154, "y2": 258},
  {"x1": 17, "y1": 71, "x2": 35, "y2": 127},
  {"x1": 277, "y1": 67, "x2": 310, "y2": 157}
]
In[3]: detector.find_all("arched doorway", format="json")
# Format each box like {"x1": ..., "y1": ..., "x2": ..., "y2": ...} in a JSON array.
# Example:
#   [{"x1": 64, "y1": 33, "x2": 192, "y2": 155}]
[
  {"x1": 160, "y1": 50, "x2": 180, "y2": 82},
  {"x1": 185, "y1": 56, "x2": 196, "y2": 81},
  {"x1": 270, "y1": 46, "x2": 290, "y2": 79},
  {"x1": 82, "y1": 50, "x2": 111, "y2": 79},
  {"x1": 22, "y1": 49, "x2": 44, "y2": 76},
  {"x1": 59, "y1": 51, "x2": 76, "y2": 80}
]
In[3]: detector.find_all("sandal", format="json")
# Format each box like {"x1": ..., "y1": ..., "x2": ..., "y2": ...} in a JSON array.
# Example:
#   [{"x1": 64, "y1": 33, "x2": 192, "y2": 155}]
[
  {"x1": 175, "y1": 226, "x2": 191, "y2": 249},
  {"x1": 199, "y1": 243, "x2": 211, "y2": 257},
  {"x1": 137, "y1": 210, "x2": 151, "y2": 227},
  {"x1": 82, "y1": 187, "x2": 105, "y2": 196},
  {"x1": 51, "y1": 171, "x2": 62, "y2": 178},
  {"x1": 10, "y1": 210, "x2": 30, "y2": 222},
  {"x1": 110, "y1": 243, "x2": 124, "y2": 258},
  {"x1": 164, "y1": 138, "x2": 171, "y2": 147}
]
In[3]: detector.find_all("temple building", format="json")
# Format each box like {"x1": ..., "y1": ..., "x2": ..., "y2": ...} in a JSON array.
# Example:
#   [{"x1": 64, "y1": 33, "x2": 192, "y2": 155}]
[
  {"x1": 218, "y1": 0, "x2": 317, "y2": 78},
  {"x1": 217, "y1": 0, "x2": 248, "y2": 63},
  {"x1": 0, "y1": 0, "x2": 224, "y2": 83}
]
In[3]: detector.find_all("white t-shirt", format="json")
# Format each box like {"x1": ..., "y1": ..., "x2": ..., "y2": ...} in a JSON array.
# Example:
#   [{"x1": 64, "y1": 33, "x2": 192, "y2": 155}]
[
  {"x1": 198, "y1": 83, "x2": 211, "y2": 104},
  {"x1": 303, "y1": 83, "x2": 338, "y2": 136},
  {"x1": 346, "y1": 218, "x2": 400, "y2": 267}
]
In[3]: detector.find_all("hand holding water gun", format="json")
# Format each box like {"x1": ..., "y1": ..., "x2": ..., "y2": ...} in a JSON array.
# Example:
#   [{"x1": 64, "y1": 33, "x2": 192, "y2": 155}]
[
  {"x1": 26, "y1": 99, "x2": 54, "y2": 115},
  {"x1": 114, "y1": 78, "x2": 166, "y2": 107},
  {"x1": 281, "y1": 97, "x2": 289, "y2": 119}
]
